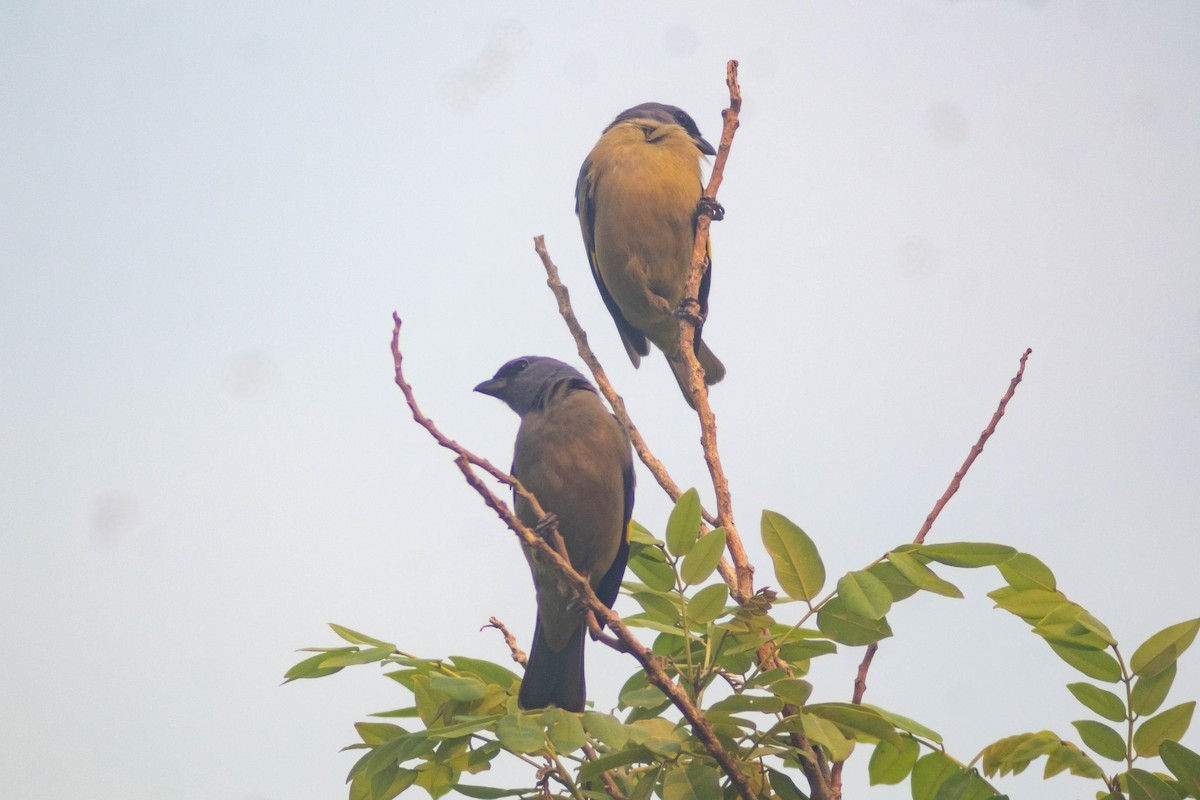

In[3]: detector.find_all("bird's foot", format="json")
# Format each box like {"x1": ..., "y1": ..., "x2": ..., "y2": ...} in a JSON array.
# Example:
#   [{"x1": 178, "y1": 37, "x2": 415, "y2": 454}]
[
  {"x1": 533, "y1": 513, "x2": 559, "y2": 539},
  {"x1": 674, "y1": 297, "x2": 705, "y2": 327},
  {"x1": 696, "y1": 196, "x2": 725, "y2": 221}
]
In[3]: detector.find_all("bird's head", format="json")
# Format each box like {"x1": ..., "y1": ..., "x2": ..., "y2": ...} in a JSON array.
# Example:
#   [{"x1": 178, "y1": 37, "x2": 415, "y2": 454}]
[
  {"x1": 475, "y1": 356, "x2": 595, "y2": 415},
  {"x1": 605, "y1": 102, "x2": 716, "y2": 156}
]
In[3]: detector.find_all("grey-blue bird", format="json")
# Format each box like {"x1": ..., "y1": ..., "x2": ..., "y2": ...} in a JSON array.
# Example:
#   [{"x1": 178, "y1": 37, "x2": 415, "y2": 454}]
[
  {"x1": 475, "y1": 356, "x2": 634, "y2": 712},
  {"x1": 576, "y1": 102, "x2": 725, "y2": 407}
]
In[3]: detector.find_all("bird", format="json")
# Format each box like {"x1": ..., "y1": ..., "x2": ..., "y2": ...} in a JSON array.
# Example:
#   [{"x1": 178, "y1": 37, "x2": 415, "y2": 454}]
[
  {"x1": 475, "y1": 356, "x2": 634, "y2": 712},
  {"x1": 576, "y1": 101, "x2": 726, "y2": 407}
]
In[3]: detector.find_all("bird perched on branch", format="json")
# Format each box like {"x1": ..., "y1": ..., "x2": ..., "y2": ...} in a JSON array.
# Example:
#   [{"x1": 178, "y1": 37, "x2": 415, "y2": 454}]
[
  {"x1": 576, "y1": 102, "x2": 725, "y2": 407},
  {"x1": 475, "y1": 356, "x2": 634, "y2": 712}
]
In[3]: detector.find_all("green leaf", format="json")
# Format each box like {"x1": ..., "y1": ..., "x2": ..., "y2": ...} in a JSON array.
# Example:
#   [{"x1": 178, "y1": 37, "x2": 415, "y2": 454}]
[
  {"x1": 630, "y1": 718, "x2": 683, "y2": 758},
  {"x1": 866, "y1": 561, "x2": 919, "y2": 601},
  {"x1": 797, "y1": 710, "x2": 854, "y2": 762},
  {"x1": 710, "y1": 693, "x2": 784, "y2": 714},
  {"x1": 1131, "y1": 662, "x2": 1177, "y2": 716},
  {"x1": 1159, "y1": 740, "x2": 1200, "y2": 797},
  {"x1": 329, "y1": 623, "x2": 396, "y2": 649},
  {"x1": 997, "y1": 552, "x2": 1057, "y2": 591},
  {"x1": 680, "y1": 527, "x2": 726, "y2": 586},
  {"x1": 542, "y1": 707, "x2": 586, "y2": 753},
  {"x1": 662, "y1": 763, "x2": 721, "y2": 800},
  {"x1": 582, "y1": 711, "x2": 629, "y2": 750},
  {"x1": 991, "y1": 588, "x2": 1070, "y2": 622},
  {"x1": 761, "y1": 510, "x2": 825, "y2": 601},
  {"x1": 886, "y1": 550, "x2": 963, "y2": 598},
  {"x1": 355, "y1": 722, "x2": 407, "y2": 745},
  {"x1": 665, "y1": 488, "x2": 702, "y2": 557},
  {"x1": 769, "y1": 678, "x2": 813, "y2": 707},
  {"x1": 495, "y1": 712, "x2": 543, "y2": 754},
  {"x1": 767, "y1": 768, "x2": 810, "y2": 800},
  {"x1": 628, "y1": 520, "x2": 661, "y2": 546},
  {"x1": 624, "y1": 681, "x2": 672, "y2": 710},
  {"x1": 1043, "y1": 740, "x2": 1104, "y2": 779},
  {"x1": 1066, "y1": 683, "x2": 1126, "y2": 722},
  {"x1": 626, "y1": 542, "x2": 676, "y2": 592},
  {"x1": 910, "y1": 751, "x2": 959, "y2": 800},
  {"x1": 806, "y1": 702, "x2": 901, "y2": 747},
  {"x1": 283, "y1": 650, "x2": 349, "y2": 682},
  {"x1": 453, "y1": 785, "x2": 529, "y2": 799},
  {"x1": 428, "y1": 674, "x2": 489, "y2": 702},
  {"x1": 1071, "y1": 720, "x2": 1127, "y2": 761},
  {"x1": 425, "y1": 715, "x2": 501, "y2": 739},
  {"x1": 632, "y1": 591, "x2": 682, "y2": 626},
  {"x1": 687, "y1": 582, "x2": 729, "y2": 624},
  {"x1": 576, "y1": 746, "x2": 655, "y2": 781},
  {"x1": 837, "y1": 570, "x2": 892, "y2": 620},
  {"x1": 862, "y1": 704, "x2": 943, "y2": 744},
  {"x1": 319, "y1": 647, "x2": 393, "y2": 668},
  {"x1": 868, "y1": 734, "x2": 920, "y2": 785},
  {"x1": 448, "y1": 656, "x2": 521, "y2": 689},
  {"x1": 1131, "y1": 618, "x2": 1200, "y2": 678},
  {"x1": 369, "y1": 765, "x2": 418, "y2": 800},
  {"x1": 917, "y1": 542, "x2": 1016, "y2": 567},
  {"x1": 1133, "y1": 702, "x2": 1195, "y2": 757},
  {"x1": 816, "y1": 596, "x2": 893, "y2": 646},
  {"x1": 629, "y1": 763, "x2": 663, "y2": 800},
  {"x1": 1032, "y1": 604, "x2": 1112, "y2": 651},
  {"x1": 1047, "y1": 641, "x2": 1122, "y2": 683},
  {"x1": 1125, "y1": 768, "x2": 1183, "y2": 800}
]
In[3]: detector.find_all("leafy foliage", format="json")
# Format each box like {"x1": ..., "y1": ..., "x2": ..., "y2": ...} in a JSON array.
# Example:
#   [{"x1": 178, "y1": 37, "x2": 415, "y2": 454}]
[{"x1": 289, "y1": 493, "x2": 1199, "y2": 799}]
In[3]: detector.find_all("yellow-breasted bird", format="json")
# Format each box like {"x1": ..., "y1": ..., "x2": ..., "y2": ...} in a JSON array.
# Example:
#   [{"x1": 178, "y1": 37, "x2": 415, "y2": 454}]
[
  {"x1": 576, "y1": 102, "x2": 725, "y2": 407},
  {"x1": 475, "y1": 356, "x2": 634, "y2": 712}
]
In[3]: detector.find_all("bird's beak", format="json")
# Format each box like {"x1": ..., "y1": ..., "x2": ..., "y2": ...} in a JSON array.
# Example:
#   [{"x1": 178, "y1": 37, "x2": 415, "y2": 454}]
[
  {"x1": 695, "y1": 135, "x2": 717, "y2": 156},
  {"x1": 474, "y1": 377, "x2": 506, "y2": 398}
]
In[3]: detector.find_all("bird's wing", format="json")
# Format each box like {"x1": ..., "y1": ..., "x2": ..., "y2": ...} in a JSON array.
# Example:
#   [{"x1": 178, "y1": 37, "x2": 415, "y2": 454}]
[
  {"x1": 576, "y1": 158, "x2": 649, "y2": 365},
  {"x1": 593, "y1": 438, "x2": 634, "y2": 612}
]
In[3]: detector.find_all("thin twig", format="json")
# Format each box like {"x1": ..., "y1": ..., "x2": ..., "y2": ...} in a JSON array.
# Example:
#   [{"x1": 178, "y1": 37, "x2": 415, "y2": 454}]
[
  {"x1": 915, "y1": 348, "x2": 1033, "y2": 545},
  {"x1": 832, "y1": 348, "x2": 1034, "y2": 797},
  {"x1": 675, "y1": 60, "x2": 754, "y2": 604},
  {"x1": 390, "y1": 314, "x2": 757, "y2": 800},
  {"x1": 483, "y1": 617, "x2": 527, "y2": 668},
  {"x1": 582, "y1": 743, "x2": 629, "y2": 800}
]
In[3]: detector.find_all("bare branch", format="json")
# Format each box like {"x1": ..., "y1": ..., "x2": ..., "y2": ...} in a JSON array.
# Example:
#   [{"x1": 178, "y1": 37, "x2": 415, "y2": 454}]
[
  {"x1": 533, "y1": 237, "x2": 738, "y2": 590},
  {"x1": 483, "y1": 617, "x2": 527, "y2": 668},
  {"x1": 674, "y1": 60, "x2": 755, "y2": 605},
  {"x1": 390, "y1": 314, "x2": 757, "y2": 800},
  {"x1": 837, "y1": 347, "x2": 1035, "y2": 797},
  {"x1": 915, "y1": 347, "x2": 1033, "y2": 544}
]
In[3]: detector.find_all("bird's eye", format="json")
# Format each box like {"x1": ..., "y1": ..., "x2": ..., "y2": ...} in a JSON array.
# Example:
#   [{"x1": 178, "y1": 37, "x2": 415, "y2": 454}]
[
  {"x1": 514, "y1": 359, "x2": 530, "y2": 372},
  {"x1": 674, "y1": 111, "x2": 688, "y2": 125}
]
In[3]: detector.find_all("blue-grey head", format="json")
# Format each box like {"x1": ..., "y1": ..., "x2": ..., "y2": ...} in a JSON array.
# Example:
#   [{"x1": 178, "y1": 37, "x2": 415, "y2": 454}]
[
  {"x1": 474, "y1": 356, "x2": 597, "y2": 416},
  {"x1": 605, "y1": 102, "x2": 716, "y2": 156}
]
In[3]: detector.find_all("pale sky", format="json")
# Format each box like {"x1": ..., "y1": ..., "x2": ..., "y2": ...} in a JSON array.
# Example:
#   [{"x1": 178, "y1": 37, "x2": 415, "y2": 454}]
[{"x1": 2, "y1": 3, "x2": 1198, "y2": 799}]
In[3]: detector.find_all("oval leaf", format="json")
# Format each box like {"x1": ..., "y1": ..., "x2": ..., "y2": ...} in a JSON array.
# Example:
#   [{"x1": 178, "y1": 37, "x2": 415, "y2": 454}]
[
  {"x1": 817, "y1": 596, "x2": 893, "y2": 646},
  {"x1": 1159, "y1": 740, "x2": 1200, "y2": 797},
  {"x1": 1131, "y1": 662, "x2": 1177, "y2": 716},
  {"x1": 687, "y1": 582, "x2": 729, "y2": 624},
  {"x1": 917, "y1": 542, "x2": 1017, "y2": 567},
  {"x1": 1131, "y1": 618, "x2": 1200, "y2": 678},
  {"x1": 1071, "y1": 720, "x2": 1127, "y2": 762},
  {"x1": 680, "y1": 527, "x2": 726, "y2": 586},
  {"x1": 837, "y1": 570, "x2": 892, "y2": 620},
  {"x1": 1066, "y1": 682, "x2": 1126, "y2": 722},
  {"x1": 886, "y1": 550, "x2": 962, "y2": 598},
  {"x1": 542, "y1": 707, "x2": 586, "y2": 753},
  {"x1": 1133, "y1": 701, "x2": 1195, "y2": 758},
  {"x1": 496, "y1": 713, "x2": 544, "y2": 754},
  {"x1": 868, "y1": 735, "x2": 920, "y2": 785},
  {"x1": 997, "y1": 552, "x2": 1057, "y2": 591},
  {"x1": 761, "y1": 510, "x2": 825, "y2": 601},
  {"x1": 1048, "y1": 641, "x2": 1122, "y2": 683},
  {"x1": 665, "y1": 488, "x2": 702, "y2": 557}
]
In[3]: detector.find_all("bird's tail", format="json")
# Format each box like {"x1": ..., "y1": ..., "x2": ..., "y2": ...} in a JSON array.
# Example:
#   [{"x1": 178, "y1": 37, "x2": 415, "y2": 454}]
[
  {"x1": 667, "y1": 339, "x2": 726, "y2": 409},
  {"x1": 518, "y1": 618, "x2": 586, "y2": 712}
]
